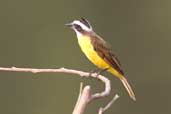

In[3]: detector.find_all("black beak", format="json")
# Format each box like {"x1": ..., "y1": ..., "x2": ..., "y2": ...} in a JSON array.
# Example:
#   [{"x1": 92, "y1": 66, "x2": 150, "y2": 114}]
[{"x1": 65, "y1": 23, "x2": 73, "y2": 28}]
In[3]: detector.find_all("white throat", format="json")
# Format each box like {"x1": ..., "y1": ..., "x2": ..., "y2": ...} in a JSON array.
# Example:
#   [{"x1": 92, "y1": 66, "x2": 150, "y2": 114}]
[{"x1": 74, "y1": 30, "x2": 83, "y2": 38}]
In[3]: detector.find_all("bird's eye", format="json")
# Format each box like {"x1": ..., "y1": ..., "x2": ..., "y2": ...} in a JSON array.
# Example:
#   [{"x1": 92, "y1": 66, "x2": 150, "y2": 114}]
[{"x1": 74, "y1": 24, "x2": 82, "y2": 31}]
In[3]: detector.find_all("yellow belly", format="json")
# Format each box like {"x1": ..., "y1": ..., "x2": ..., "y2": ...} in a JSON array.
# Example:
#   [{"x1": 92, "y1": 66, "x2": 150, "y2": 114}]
[
  {"x1": 77, "y1": 36, "x2": 122, "y2": 78},
  {"x1": 78, "y1": 36, "x2": 110, "y2": 69},
  {"x1": 77, "y1": 36, "x2": 135, "y2": 100}
]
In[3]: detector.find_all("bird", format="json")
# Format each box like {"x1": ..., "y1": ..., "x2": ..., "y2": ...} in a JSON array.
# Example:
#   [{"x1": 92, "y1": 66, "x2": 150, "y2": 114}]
[{"x1": 65, "y1": 18, "x2": 136, "y2": 101}]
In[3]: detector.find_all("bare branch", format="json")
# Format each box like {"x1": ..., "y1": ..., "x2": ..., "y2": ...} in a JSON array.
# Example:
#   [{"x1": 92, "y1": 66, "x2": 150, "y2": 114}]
[
  {"x1": 72, "y1": 84, "x2": 92, "y2": 114},
  {"x1": 0, "y1": 67, "x2": 111, "y2": 98},
  {"x1": 0, "y1": 67, "x2": 118, "y2": 114}
]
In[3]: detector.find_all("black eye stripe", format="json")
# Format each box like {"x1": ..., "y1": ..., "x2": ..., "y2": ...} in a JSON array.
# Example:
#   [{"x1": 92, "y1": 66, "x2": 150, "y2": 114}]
[
  {"x1": 74, "y1": 24, "x2": 81, "y2": 28},
  {"x1": 73, "y1": 24, "x2": 83, "y2": 32}
]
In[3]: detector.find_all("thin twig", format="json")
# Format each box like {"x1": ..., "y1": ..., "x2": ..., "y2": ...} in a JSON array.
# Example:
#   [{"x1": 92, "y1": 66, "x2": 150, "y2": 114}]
[
  {"x1": 98, "y1": 94, "x2": 120, "y2": 114},
  {"x1": 73, "y1": 82, "x2": 84, "y2": 114}
]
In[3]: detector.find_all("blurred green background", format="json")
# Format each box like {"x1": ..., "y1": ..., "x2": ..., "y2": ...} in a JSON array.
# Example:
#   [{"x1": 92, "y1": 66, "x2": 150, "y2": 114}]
[{"x1": 0, "y1": 0, "x2": 170, "y2": 114}]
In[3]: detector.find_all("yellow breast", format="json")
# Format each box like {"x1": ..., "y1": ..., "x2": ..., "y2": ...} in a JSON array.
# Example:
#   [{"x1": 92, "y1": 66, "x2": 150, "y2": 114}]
[{"x1": 77, "y1": 36, "x2": 110, "y2": 69}]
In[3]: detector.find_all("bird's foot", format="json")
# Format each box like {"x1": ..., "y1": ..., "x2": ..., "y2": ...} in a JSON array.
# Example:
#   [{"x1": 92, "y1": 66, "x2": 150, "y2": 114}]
[
  {"x1": 89, "y1": 68, "x2": 100, "y2": 77},
  {"x1": 95, "y1": 68, "x2": 109, "y2": 77},
  {"x1": 89, "y1": 68, "x2": 109, "y2": 78}
]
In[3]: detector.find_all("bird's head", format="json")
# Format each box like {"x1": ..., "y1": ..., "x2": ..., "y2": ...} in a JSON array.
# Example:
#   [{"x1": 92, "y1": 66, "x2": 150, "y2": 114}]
[{"x1": 65, "y1": 18, "x2": 93, "y2": 37}]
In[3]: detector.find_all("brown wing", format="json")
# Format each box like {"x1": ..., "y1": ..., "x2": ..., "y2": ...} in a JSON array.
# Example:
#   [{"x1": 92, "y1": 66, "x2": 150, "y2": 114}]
[{"x1": 90, "y1": 33, "x2": 124, "y2": 75}]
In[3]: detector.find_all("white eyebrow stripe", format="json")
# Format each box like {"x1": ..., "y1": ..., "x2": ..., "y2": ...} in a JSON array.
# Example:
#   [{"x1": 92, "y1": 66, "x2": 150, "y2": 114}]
[{"x1": 73, "y1": 20, "x2": 92, "y2": 31}]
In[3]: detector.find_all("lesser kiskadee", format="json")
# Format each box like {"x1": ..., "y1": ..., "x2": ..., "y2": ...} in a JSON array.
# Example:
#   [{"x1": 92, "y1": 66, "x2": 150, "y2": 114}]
[{"x1": 65, "y1": 18, "x2": 136, "y2": 101}]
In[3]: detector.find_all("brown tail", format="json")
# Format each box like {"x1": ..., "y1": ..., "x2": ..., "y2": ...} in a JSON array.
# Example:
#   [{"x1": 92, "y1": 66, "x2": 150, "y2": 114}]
[{"x1": 120, "y1": 76, "x2": 136, "y2": 101}]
